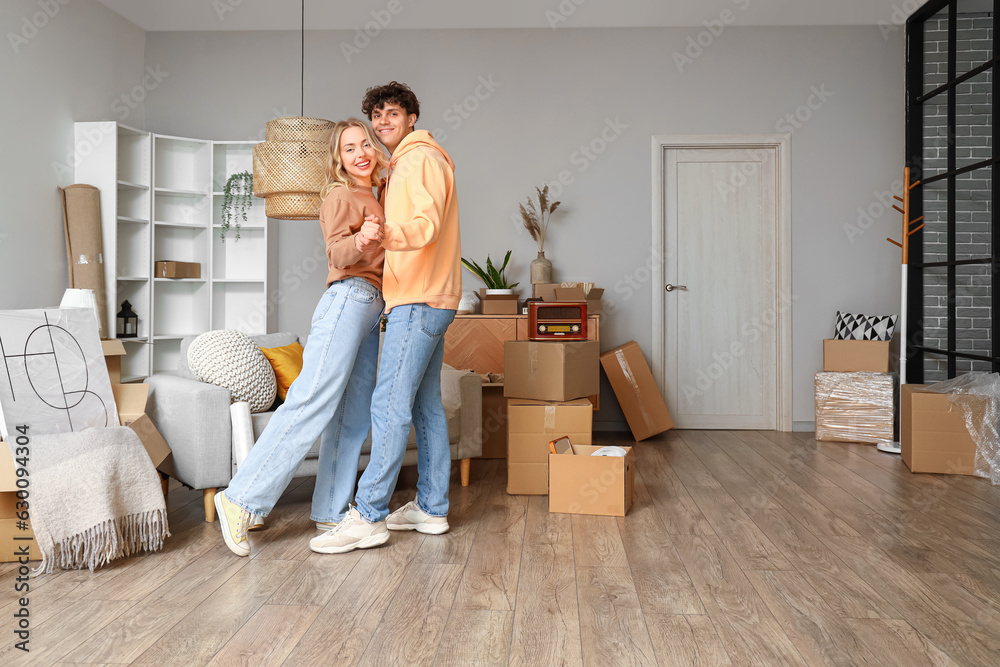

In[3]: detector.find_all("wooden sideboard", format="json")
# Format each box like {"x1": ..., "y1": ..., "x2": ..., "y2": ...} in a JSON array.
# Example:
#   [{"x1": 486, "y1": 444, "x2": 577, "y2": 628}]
[
  {"x1": 444, "y1": 314, "x2": 601, "y2": 459},
  {"x1": 444, "y1": 314, "x2": 600, "y2": 374}
]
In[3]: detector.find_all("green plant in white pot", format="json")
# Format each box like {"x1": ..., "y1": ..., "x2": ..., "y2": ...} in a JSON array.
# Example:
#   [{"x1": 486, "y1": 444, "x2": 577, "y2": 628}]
[
  {"x1": 461, "y1": 251, "x2": 519, "y2": 293},
  {"x1": 221, "y1": 171, "x2": 253, "y2": 242}
]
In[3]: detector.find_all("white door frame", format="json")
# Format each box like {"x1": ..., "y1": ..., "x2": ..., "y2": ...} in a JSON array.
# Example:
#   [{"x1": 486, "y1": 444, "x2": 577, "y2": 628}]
[{"x1": 651, "y1": 134, "x2": 793, "y2": 432}]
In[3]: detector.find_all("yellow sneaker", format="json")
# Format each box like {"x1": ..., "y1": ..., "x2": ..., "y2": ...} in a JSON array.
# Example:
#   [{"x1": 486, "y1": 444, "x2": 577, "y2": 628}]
[{"x1": 215, "y1": 491, "x2": 251, "y2": 556}]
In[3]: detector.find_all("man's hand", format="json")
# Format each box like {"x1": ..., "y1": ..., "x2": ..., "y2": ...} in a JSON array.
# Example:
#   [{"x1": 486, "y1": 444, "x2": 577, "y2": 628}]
[{"x1": 356, "y1": 214, "x2": 385, "y2": 252}]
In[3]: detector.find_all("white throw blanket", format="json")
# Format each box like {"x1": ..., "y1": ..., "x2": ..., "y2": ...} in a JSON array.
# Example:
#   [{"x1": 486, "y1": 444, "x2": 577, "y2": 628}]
[{"x1": 19, "y1": 426, "x2": 169, "y2": 573}]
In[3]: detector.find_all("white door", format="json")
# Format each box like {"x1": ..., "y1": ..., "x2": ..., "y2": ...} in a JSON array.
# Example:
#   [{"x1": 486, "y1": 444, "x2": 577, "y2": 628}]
[{"x1": 662, "y1": 146, "x2": 779, "y2": 429}]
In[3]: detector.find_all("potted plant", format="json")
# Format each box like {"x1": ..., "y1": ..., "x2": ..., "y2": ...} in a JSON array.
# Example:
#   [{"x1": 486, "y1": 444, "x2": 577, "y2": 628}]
[
  {"x1": 461, "y1": 251, "x2": 519, "y2": 293},
  {"x1": 519, "y1": 185, "x2": 560, "y2": 284},
  {"x1": 220, "y1": 171, "x2": 253, "y2": 242}
]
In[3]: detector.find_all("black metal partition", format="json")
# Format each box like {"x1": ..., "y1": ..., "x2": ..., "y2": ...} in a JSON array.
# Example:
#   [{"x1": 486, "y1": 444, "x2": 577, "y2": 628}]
[{"x1": 906, "y1": 0, "x2": 997, "y2": 381}]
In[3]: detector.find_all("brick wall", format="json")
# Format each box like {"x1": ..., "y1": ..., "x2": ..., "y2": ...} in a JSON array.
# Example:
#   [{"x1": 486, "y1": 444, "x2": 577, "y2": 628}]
[{"x1": 920, "y1": 14, "x2": 993, "y2": 380}]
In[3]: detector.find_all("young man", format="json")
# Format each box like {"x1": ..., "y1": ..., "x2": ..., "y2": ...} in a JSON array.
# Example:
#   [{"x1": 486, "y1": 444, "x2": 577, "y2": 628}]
[{"x1": 309, "y1": 82, "x2": 462, "y2": 554}]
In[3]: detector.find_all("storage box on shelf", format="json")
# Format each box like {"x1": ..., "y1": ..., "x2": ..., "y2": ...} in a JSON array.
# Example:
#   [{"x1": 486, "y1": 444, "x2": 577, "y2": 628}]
[{"x1": 75, "y1": 124, "x2": 279, "y2": 376}]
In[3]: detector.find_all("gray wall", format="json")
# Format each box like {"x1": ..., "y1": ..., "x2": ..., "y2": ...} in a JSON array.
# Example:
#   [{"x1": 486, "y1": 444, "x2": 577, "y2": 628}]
[
  {"x1": 145, "y1": 26, "x2": 906, "y2": 428},
  {"x1": 2, "y1": 20, "x2": 907, "y2": 429},
  {"x1": 0, "y1": 0, "x2": 146, "y2": 309}
]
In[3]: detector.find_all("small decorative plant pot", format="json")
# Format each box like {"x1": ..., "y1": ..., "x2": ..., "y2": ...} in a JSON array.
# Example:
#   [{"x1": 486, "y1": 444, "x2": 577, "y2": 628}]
[{"x1": 486, "y1": 288, "x2": 515, "y2": 295}]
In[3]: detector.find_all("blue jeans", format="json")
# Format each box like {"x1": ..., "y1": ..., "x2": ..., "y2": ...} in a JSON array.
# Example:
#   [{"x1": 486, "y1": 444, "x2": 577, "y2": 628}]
[
  {"x1": 225, "y1": 277, "x2": 384, "y2": 522},
  {"x1": 354, "y1": 304, "x2": 456, "y2": 523}
]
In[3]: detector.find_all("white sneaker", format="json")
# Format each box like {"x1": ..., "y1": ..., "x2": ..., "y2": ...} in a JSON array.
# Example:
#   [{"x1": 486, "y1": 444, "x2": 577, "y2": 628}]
[
  {"x1": 386, "y1": 500, "x2": 450, "y2": 535},
  {"x1": 309, "y1": 508, "x2": 389, "y2": 554},
  {"x1": 315, "y1": 520, "x2": 338, "y2": 531}
]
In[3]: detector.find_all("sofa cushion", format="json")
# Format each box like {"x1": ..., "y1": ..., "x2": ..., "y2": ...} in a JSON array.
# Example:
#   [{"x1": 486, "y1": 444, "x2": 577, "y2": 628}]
[
  {"x1": 260, "y1": 341, "x2": 304, "y2": 401},
  {"x1": 251, "y1": 332, "x2": 300, "y2": 349},
  {"x1": 188, "y1": 330, "x2": 277, "y2": 413}
]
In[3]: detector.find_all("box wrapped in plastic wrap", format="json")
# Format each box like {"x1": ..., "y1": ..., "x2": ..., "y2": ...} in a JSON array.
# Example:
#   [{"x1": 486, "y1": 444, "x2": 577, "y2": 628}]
[
  {"x1": 923, "y1": 372, "x2": 1000, "y2": 486},
  {"x1": 815, "y1": 372, "x2": 895, "y2": 445}
]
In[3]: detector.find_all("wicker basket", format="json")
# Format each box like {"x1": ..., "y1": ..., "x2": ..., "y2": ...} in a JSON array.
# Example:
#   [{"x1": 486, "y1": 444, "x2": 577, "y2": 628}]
[{"x1": 253, "y1": 117, "x2": 334, "y2": 220}]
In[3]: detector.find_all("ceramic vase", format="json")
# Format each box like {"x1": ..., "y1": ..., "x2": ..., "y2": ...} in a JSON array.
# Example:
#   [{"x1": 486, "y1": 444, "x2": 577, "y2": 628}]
[{"x1": 530, "y1": 251, "x2": 553, "y2": 285}]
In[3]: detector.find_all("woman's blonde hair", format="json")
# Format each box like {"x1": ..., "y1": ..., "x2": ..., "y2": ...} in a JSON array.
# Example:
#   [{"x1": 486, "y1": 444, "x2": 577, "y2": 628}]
[{"x1": 320, "y1": 118, "x2": 388, "y2": 199}]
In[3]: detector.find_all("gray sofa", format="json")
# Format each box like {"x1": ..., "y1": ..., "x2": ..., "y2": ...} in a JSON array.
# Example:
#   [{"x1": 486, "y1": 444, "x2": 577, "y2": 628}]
[{"x1": 146, "y1": 332, "x2": 482, "y2": 522}]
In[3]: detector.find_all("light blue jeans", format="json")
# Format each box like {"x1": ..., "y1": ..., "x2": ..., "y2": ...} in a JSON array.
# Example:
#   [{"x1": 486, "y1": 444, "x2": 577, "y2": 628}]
[
  {"x1": 225, "y1": 277, "x2": 384, "y2": 523},
  {"x1": 354, "y1": 303, "x2": 456, "y2": 523}
]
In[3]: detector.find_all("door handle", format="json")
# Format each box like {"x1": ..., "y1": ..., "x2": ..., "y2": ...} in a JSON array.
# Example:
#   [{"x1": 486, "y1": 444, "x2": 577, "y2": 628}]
[{"x1": 665, "y1": 284, "x2": 688, "y2": 292}]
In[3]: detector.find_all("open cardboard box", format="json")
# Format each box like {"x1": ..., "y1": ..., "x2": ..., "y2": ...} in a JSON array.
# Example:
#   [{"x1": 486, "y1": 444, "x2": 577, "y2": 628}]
[
  {"x1": 548, "y1": 444, "x2": 634, "y2": 516},
  {"x1": 478, "y1": 289, "x2": 519, "y2": 315},
  {"x1": 507, "y1": 398, "x2": 592, "y2": 495},
  {"x1": 533, "y1": 282, "x2": 604, "y2": 316}
]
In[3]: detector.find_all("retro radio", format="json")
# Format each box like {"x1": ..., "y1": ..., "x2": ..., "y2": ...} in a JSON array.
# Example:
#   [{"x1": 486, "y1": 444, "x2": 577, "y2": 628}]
[{"x1": 528, "y1": 301, "x2": 588, "y2": 340}]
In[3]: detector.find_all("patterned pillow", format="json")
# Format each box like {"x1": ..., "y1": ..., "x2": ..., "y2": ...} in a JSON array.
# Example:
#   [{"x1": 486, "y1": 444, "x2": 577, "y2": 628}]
[
  {"x1": 834, "y1": 311, "x2": 898, "y2": 341},
  {"x1": 188, "y1": 330, "x2": 277, "y2": 413}
]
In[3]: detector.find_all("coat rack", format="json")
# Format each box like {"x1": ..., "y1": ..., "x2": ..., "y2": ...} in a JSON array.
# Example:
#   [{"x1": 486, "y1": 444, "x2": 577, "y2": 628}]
[{"x1": 879, "y1": 167, "x2": 922, "y2": 454}]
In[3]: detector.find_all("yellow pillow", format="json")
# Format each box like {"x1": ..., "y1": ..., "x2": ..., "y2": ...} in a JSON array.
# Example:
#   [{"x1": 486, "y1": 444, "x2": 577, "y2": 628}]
[{"x1": 260, "y1": 341, "x2": 304, "y2": 401}]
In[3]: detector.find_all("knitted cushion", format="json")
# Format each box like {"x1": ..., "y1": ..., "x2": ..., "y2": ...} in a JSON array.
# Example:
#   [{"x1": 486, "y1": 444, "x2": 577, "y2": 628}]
[{"x1": 187, "y1": 330, "x2": 277, "y2": 413}]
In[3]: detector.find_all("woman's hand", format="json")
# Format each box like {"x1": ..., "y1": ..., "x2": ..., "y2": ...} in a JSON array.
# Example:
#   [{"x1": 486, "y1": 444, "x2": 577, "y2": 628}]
[{"x1": 355, "y1": 214, "x2": 385, "y2": 252}]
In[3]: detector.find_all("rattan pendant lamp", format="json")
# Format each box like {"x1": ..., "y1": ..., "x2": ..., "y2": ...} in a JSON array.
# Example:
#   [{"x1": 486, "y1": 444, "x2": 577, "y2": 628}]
[{"x1": 253, "y1": 0, "x2": 334, "y2": 220}]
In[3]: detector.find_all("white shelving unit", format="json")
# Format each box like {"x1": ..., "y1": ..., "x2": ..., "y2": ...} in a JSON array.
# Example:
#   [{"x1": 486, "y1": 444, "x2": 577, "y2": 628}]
[
  {"x1": 74, "y1": 122, "x2": 153, "y2": 382},
  {"x1": 75, "y1": 125, "x2": 278, "y2": 379}
]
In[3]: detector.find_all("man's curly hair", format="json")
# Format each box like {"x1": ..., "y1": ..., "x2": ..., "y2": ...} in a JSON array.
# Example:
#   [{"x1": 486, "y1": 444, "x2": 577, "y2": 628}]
[{"x1": 361, "y1": 81, "x2": 420, "y2": 121}]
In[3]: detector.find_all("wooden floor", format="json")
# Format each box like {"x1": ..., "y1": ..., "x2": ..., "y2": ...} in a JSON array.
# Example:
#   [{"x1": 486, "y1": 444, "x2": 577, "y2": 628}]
[{"x1": 3, "y1": 429, "x2": 1000, "y2": 666}]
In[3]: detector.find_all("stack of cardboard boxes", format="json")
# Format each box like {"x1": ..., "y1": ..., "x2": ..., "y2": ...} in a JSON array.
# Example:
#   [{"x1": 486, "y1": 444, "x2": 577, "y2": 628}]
[
  {"x1": 503, "y1": 333, "x2": 640, "y2": 516},
  {"x1": 814, "y1": 339, "x2": 897, "y2": 445}
]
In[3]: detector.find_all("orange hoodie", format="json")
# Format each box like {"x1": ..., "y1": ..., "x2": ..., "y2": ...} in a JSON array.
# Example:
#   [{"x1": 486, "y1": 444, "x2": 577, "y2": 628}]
[{"x1": 380, "y1": 130, "x2": 462, "y2": 312}]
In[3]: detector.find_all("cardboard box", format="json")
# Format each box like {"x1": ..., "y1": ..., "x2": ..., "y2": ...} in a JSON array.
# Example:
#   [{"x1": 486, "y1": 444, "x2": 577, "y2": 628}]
[
  {"x1": 111, "y1": 384, "x2": 173, "y2": 471},
  {"x1": 478, "y1": 289, "x2": 519, "y2": 315},
  {"x1": 504, "y1": 340, "x2": 600, "y2": 402},
  {"x1": 478, "y1": 384, "x2": 508, "y2": 459},
  {"x1": 823, "y1": 339, "x2": 894, "y2": 373},
  {"x1": 102, "y1": 339, "x2": 127, "y2": 385},
  {"x1": 507, "y1": 398, "x2": 593, "y2": 495},
  {"x1": 533, "y1": 282, "x2": 604, "y2": 316},
  {"x1": 600, "y1": 342, "x2": 674, "y2": 441},
  {"x1": 814, "y1": 372, "x2": 895, "y2": 445},
  {"x1": 549, "y1": 445, "x2": 634, "y2": 516},
  {"x1": 900, "y1": 384, "x2": 988, "y2": 475},
  {"x1": 155, "y1": 261, "x2": 201, "y2": 279},
  {"x1": 0, "y1": 446, "x2": 42, "y2": 562}
]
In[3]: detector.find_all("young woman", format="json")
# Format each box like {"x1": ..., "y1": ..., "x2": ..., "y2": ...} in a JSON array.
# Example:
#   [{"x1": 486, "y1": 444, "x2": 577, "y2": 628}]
[{"x1": 214, "y1": 118, "x2": 390, "y2": 557}]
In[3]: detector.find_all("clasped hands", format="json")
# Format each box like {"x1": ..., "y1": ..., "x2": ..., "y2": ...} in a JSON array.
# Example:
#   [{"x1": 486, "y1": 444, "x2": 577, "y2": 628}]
[{"x1": 355, "y1": 214, "x2": 385, "y2": 252}]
